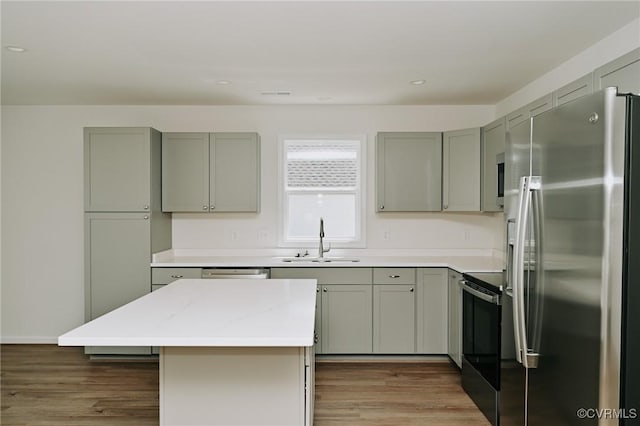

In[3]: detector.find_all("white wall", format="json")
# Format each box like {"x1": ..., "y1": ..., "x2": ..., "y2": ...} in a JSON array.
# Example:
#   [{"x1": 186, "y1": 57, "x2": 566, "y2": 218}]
[
  {"x1": 1, "y1": 104, "x2": 500, "y2": 342},
  {"x1": 495, "y1": 18, "x2": 640, "y2": 117}
]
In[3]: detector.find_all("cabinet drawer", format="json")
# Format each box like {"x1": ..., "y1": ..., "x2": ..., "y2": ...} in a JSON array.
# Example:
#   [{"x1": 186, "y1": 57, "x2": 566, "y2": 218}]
[
  {"x1": 151, "y1": 267, "x2": 203, "y2": 284},
  {"x1": 271, "y1": 268, "x2": 372, "y2": 285},
  {"x1": 374, "y1": 268, "x2": 416, "y2": 285}
]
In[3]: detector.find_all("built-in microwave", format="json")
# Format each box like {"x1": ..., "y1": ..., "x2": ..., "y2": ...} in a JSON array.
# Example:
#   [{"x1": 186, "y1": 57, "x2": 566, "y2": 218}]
[{"x1": 496, "y1": 152, "x2": 504, "y2": 208}]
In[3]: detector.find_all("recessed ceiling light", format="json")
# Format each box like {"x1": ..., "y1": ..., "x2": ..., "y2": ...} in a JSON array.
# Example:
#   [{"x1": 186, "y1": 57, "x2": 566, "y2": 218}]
[
  {"x1": 216, "y1": 80, "x2": 231, "y2": 85},
  {"x1": 410, "y1": 79, "x2": 426, "y2": 85},
  {"x1": 317, "y1": 96, "x2": 332, "y2": 101},
  {"x1": 6, "y1": 46, "x2": 26, "y2": 53}
]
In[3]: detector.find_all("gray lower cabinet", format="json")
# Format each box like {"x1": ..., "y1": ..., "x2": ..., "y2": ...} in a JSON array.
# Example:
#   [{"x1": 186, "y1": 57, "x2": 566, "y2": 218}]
[
  {"x1": 481, "y1": 118, "x2": 506, "y2": 212},
  {"x1": 442, "y1": 128, "x2": 481, "y2": 212},
  {"x1": 84, "y1": 213, "x2": 156, "y2": 355},
  {"x1": 594, "y1": 47, "x2": 640, "y2": 94},
  {"x1": 270, "y1": 268, "x2": 373, "y2": 354},
  {"x1": 447, "y1": 269, "x2": 463, "y2": 368},
  {"x1": 416, "y1": 268, "x2": 448, "y2": 354},
  {"x1": 322, "y1": 284, "x2": 373, "y2": 354},
  {"x1": 151, "y1": 267, "x2": 203, "y2": 286},
  {"x1": 372, "y1": 267, "x2": 416, "y2": 353},
  {"x1": 376, "y1": 132, "x2": 442, "y2": 212},
  {"x1": 162, "y1": 132, "x2": 260, "y2": 212}
]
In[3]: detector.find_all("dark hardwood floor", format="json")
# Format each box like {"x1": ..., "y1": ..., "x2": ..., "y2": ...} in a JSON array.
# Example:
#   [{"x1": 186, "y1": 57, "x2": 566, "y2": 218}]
[{"x1": 1, "y1": 345, "x2": 489, "y2": 425}]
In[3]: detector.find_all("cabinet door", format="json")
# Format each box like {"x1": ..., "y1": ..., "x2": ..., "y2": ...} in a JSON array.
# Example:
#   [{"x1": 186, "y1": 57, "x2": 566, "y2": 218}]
[
  {"x1": 314, "y1": 286, "x2": 322, "y2": 354},
  {"x1": 417, "y1": 268, "x2": 448, "y2": 354},
  {"x1": 443, "y1": 128, "x2": 481, "y2": 212},
  {"x1": 210, "y1": 133, "x2": 260, "y2": 212},
  {"x1": 84, "y1": 128, "x2": 151, "y2": 212},
  {"x1": 162, "y1": 132, "x2": 210, "y2": 212},
  {"x1": 481, "y1": 118, "x2": 506, "y2": 212},
  {"x1": 527, "y1": 93, "x2": 553, "y2": 117},
  {"x1": 447, "y1": 270, "x2": 463, "y2": 368},
  {"x1": 85, "y1": 213, "x2": 151, "y2": 355},
  {"x1": 594, "y1": 47, "x2": 640, "y2": 94},
  {"x1": 373, "y1": 285, "x2": 415, "y2": 353},
  {"x1": 553, "y1": 73, "x2": 594, "y2": 106},
  {"x1": 506, "y1": 106, "x2": 529, "y2": 130},
  {"x1": 377, "y1": 132, "x2": 442, "y2": 212},
  {"x1": 321, "y1": 285, "x2": 373, "y2": 354}
]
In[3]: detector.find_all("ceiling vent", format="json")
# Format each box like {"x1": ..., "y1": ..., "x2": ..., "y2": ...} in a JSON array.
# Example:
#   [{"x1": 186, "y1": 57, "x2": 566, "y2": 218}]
[{"x1": 260, "y1": 90, "x2": 292, "y2": 96}]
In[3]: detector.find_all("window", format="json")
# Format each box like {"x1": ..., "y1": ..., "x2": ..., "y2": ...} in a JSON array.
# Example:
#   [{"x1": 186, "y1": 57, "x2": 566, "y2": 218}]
[{"x1": 279, "y1": 135, "x2": 365, "y2": 247}]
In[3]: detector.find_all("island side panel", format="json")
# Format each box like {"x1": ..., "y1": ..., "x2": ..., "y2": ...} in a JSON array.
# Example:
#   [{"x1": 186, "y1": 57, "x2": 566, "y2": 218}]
[{"x1": 160, "y1": 346, "x2": 306, "y2": 426}]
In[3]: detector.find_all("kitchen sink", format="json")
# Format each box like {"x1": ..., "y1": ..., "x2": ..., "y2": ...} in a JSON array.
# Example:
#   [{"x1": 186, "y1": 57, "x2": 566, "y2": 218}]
[{"x1": 279, "y1": 257, "x2": 360, "y2": 263}]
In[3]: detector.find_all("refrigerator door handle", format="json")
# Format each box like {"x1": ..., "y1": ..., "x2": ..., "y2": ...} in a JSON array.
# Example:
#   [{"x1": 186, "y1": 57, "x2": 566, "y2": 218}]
[
  {"x1": 512, "y1": 176, "x2": 529, "y2": 365},
  {"x1": 514, "y1": 175, "x2": 541, "y2": 369}
]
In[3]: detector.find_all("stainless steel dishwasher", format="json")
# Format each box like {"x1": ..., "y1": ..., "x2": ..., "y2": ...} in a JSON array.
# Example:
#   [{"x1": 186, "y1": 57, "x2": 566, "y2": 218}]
[{"x1": 201, "y1": 268, "x2": 269, "y2": 279}]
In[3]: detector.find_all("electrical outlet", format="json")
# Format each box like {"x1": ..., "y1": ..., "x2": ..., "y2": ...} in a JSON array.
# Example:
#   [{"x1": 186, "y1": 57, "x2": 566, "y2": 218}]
[
  {"x1": 464, "y1": 230, "x2": 471, "y2": 241},
  {"x1": 231, "y1": 231, "x2": 239, "y2": 241},
  {"x1": 383, "y1": 231, "x2": 391, "y2": 240},
  {"x1": 257, "y1": 230, "x2": 268, "y2": 241}
]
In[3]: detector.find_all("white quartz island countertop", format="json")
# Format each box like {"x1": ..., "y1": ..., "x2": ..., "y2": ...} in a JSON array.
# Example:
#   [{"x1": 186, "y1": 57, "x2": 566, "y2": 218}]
[{"x1": 58, "y1": 279, "x2": 317, "y2": 347}]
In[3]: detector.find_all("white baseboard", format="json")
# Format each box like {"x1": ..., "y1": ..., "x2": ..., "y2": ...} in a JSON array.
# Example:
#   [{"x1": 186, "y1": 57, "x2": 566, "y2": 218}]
[{"x1": 0, "y1": 336, "x2": 58, "y2": 344}]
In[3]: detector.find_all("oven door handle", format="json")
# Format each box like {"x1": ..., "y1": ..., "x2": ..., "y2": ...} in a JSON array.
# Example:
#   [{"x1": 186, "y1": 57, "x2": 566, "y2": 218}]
[{"x1": 459, "y1": 280, "x2": 500, "y2": 305}]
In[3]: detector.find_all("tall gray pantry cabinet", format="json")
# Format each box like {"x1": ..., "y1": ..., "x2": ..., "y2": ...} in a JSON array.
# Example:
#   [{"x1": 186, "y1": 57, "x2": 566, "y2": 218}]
[{"x1": 84, "y1": 127, "x2": 171, "y2": 355}]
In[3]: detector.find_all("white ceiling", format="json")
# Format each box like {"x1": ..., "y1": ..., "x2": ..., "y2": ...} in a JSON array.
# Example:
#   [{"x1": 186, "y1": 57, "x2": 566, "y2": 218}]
[{"x1": 2, "y1": 1, "x2": 639, "y2": 106}]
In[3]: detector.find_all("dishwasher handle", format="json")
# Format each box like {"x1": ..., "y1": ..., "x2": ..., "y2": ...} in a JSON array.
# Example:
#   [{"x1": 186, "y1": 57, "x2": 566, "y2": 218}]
[{"x1": 201, "y1": 268, "x2": 269, "y2": 279}]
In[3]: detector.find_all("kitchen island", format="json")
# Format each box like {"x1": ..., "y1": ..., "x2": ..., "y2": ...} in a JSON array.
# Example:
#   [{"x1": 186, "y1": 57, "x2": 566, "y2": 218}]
[{"x1": 58, "y1": 278, "x2": 317, "y2": 426}]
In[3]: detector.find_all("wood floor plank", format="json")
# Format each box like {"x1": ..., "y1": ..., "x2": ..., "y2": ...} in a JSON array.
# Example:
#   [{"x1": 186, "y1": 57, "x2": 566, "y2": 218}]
[{"x1": 1, "y1": 345, "x2": 489, "y2": 425}]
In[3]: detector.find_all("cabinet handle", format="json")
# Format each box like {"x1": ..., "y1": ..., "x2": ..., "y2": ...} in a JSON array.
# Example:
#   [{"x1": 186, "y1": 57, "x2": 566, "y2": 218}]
[
  {"x1": 143, "y1": 205, "x2": 149, "y2": 210},
  {"x1": 380, "y1": 205, "x2": 385, "y2": 210},
  {"x1": 389, "y1": 275, "x2": 400, "y2": 278},
  {"x1": 170, "y1": 275, "x2": 183, "y2": 279},
  {"x1": 143, "y1": 215, "x2": 149, "y2": 220},
  {"x1": 443, "y1": 204, "x2": 449, "y2": 210},
  {"x1": 316, "y1": 288, "x2": 320, "y2": 293},
  {"x1": 410, "y1": 287, "x2": 414, "y2": 292},
  {"x1": 323, "y1": 288, "x2": 328, "y2": 292},
  {"x1": 314, "y1": 333, "x2": 319, "y2": 344},
  {"x1": 210, "y1": 205, "x2": 215, "y2": 210},
  {"x1": 203, "y1": 205, "x2": 208, "y2": 210}
]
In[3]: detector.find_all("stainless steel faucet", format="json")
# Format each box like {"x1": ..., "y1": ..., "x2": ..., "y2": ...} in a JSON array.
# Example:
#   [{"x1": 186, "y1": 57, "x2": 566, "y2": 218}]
[{"x1": 318, "y1": 217, "x2": 330, "y2": 259}]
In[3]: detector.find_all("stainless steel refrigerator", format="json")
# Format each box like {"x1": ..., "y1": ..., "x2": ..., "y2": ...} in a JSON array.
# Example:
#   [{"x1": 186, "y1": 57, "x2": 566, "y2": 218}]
[{"x1": 502, "y1": 87, "x2": 639, "y2": 425}]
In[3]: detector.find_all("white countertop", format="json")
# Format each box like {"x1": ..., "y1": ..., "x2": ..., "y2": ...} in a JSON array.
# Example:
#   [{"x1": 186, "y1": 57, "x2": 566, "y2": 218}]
[
  {"x1": 151, "y1": 252, "x2": 504, "y2": 273},
  {"x1": 58, "y1": 279, "x2": 317, "y2": 347}
]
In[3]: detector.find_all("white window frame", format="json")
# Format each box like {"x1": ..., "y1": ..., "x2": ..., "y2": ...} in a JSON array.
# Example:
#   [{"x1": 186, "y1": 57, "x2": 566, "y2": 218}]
[{"x1": 277, "y1": 134, "x2": 367, "y2": 248}]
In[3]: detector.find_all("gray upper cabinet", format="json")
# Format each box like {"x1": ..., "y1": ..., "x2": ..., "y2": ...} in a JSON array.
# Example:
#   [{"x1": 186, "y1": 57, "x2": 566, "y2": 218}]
[
  {"x1": 506, "y1": 106, "x2": 529, "y2": 130},
  {"x1": 442, "y1": 128, "x2": 481, "y2": 212},
  {"x1": 553, "y1": 73, "x2": 594, "y2": 106},
  {"x1": 594, "y1": 47, "x2": 640, "y2": 95},
  {"x1": 527, "y1": 93, "x2": 553, "y2": 117},
  {"x1": 506, "y1": 94, "x2": 553, "y2": 131},
  {"x1": 210, "y1": 133, "x2": 260, "y2": 212},
  {"x1": 162, "y1": 133, "x2": 210, "y2": 212},
  {"x1": 376, "y1": 132, "x2": 442, "y2": 212},
  {"x1": 481, "y1": 118, "x2": 506, "y2": 212},
  {"x1": 162, "y1": 132, "x2": 260, "y2": 213},
  {"x1": 84, "y1": 127, "x2": 159, "y2": 212}
]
